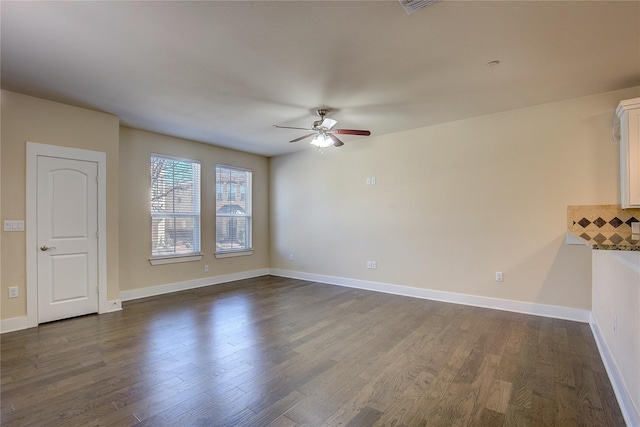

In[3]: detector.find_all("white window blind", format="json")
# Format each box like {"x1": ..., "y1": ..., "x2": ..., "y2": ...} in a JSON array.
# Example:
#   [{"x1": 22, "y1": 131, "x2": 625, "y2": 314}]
[
  {"x1": 216, "y1": 165, "x2": 252, "y2": 253},
  {"x1": 151, "y1": 155, "x2": 201, "y2": 257}
]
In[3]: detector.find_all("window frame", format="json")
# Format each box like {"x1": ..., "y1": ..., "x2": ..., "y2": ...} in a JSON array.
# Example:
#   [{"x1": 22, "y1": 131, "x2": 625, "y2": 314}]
[
  {"x1": 150, "y1": 153, "x2": 203, "y2": 265},
  {"x1": 215, "y1": 164, "x2": 253, "y2": 258}
]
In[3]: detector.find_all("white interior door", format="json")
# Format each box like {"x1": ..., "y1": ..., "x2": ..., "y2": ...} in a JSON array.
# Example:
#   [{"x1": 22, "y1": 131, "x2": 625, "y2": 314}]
[{"x1": 37, "y1": 156, "x2": 99, "y2": 323}]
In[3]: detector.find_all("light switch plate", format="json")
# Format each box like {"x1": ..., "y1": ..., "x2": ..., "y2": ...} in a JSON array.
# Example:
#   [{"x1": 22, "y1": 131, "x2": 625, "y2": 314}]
[
  {"x1": 8, "y1": 287, "x2": 18, "y2": 298},
  {"x1": 3, "y1": 220, "x2": 25, "y2": 232},
  {"x1": 632, "y1": 222, "x2": 640, "y2": 234}
]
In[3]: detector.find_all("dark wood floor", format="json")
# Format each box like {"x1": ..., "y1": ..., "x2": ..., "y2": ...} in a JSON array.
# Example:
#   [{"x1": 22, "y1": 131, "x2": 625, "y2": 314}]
[{"x1": 1, "y1": 276, "x2": 624, "y2": 426}]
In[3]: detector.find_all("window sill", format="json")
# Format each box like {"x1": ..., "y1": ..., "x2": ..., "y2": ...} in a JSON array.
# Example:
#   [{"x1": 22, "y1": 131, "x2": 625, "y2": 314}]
[
  {"x1": 215, "y1": 250, "x2": 253, "y2": 259},
  {"x1": 149, "y1": 254, "x2": 203, "y2": 265}
]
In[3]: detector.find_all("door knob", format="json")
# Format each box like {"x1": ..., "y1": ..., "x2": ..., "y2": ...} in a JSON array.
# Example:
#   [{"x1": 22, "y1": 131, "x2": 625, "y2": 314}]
[{"x1": 40, "y1": 245, "x2": 56, "y2": 251}]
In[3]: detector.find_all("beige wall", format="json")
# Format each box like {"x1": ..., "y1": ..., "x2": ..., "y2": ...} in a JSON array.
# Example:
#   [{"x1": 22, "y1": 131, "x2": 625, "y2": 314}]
[
  {"x1": 270, "y1": 86, "x2": 640, "y2": 311},
  {"x1": 592, "y1": 250, "x2": 640, "y2": 424},
  {"x1": 118, "y1": 127, "x2": 269, "y2": 292},
  {"x1": 1, "y1": 90, "x2": 120, "y2": 319}
]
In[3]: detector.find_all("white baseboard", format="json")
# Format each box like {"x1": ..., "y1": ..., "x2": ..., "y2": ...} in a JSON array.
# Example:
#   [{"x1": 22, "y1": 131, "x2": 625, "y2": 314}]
[
  {"x1": 1, "y1": 270, "x2": 269, "y2": 334},
  {"x1": 0, "y1": 316, "x2": 35, "y2": 334},
  {"x1": 0, "y1": 269, "x2": 591, "y2": 331},
  {"x1": 105, "y1": 299, "x2": 122, "y2": 313},
  {"x1": 269, "y1": 269, "x2": 591, "y2": 323},
  {"x1": 2, "y1": 299, "x2": 122, "y2": 334},
  {"x1": 119, "y1": 268, "x2": 270, "y2": 301},
  {"x1": 590, "y1": 313, "x2": 640, "y2": 427}
]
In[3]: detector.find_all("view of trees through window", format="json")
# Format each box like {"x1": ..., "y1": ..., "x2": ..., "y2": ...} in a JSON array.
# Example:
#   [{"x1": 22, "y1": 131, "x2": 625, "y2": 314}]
[{"x1": 151, "y1": 155, "x2": 201, "y2": 257}]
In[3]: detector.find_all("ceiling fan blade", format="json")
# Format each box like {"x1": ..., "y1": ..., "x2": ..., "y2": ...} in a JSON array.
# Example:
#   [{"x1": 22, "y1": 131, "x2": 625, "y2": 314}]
[
  {"x1": 328, "y1": 134, "x2": 344, "y2": 147},
  {"x1": 335, "y1": 129, "x2": 371, "y2": 136},
  {"x1": 274, "y1": 125, "x2": 314, "y2": 131},
  {"x1": 321, "y1": 118, "x2": 338, "y2": 129},
  {"x1": 290, "y1": 133, "x2": 315, "y2": 143}
]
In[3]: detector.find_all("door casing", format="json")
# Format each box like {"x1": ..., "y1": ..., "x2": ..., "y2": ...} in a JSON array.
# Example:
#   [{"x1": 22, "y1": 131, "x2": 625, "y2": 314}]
[{"x1": 26, "y1": 142, "x2": 108, "y2": 327}]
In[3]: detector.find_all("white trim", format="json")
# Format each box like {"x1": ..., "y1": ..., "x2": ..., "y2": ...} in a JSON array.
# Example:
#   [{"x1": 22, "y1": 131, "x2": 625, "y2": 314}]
[
  {"x1": 26, "y1": 142, "x2": 109, "y2": 326},
  {"x1": 151, "y1": 152, "x2": 202, "y2": 165},
  {"x1": 215, "y1": 163, "x2": 252, "y2": 173},
  {"x1": 215, "y1": 250, "x2": 253, "y2": 259},
  {"x1": 268, "y1": 269, "x2": 591, "y2": 323},
  {"x1": 0, "y1": 316, "x2": 32, "y2": 334},
  {"x1": 590, "y1": 313, "x2": 640, "y2": 427},
  {"x1": 106, "y1": 300, "x2": 123, "y2": 312},
  {"x1": 1, "y1": 300, "x2": 121, "y2": 334},
  {"x1": 119, "y1": 268, "x2": 269, "y2": 301},
  {"x1": 149, "y1": 254, "x2": 203, "y2": 265}
]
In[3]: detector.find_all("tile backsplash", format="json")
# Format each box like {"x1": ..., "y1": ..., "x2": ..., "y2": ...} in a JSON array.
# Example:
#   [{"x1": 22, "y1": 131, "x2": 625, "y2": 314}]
[{"x1": 567, "y1": 205, "x2": 640, "y2": 248}]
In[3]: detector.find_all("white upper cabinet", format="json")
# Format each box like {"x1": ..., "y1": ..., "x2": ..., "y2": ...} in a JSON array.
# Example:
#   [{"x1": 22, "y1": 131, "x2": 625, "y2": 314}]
[{"x1": 616, "y1": 97, "x2": 640, "y2": 208}]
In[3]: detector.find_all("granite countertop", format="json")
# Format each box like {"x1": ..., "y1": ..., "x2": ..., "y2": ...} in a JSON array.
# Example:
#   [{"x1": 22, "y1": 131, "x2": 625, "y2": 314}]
[
  {"x1": 568, "y1": 205, "x2": 640, "y2": 251},
  {"x1": 571, "y1": 232, "x2": 640, "y2": 251}
]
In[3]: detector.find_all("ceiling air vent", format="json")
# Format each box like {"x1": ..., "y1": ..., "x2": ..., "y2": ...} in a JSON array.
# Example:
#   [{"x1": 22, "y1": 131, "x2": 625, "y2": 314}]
[{"x1": 399, "y1": 0, "x2": 437, "y2": 14}]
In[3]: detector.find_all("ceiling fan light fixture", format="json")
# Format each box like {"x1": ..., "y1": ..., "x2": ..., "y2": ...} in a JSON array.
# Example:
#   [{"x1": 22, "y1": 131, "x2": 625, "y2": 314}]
[{"x1": 310, "y1": 133, "x2": 332, "y2": 148}]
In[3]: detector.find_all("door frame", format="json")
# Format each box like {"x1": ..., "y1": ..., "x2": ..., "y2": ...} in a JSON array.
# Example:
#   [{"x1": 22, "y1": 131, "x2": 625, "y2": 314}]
[{"x1": 26, "y1": 142, "x2": 108, "y2": 327}]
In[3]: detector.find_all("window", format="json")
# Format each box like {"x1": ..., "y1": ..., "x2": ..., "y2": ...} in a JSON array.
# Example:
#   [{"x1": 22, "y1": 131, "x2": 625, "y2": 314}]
[
  {"x1": 151, "y1": 154, "x2": 201, "y2": 260},
  {"x1": 227, "y1": 183, "x2": 236, "y2": 201},
  {"x1": 216, "y1": 165, "x2": 252, "y2": 255},
  {"x1": 216, "y1": 183, "x2": 223, "y2": 200}
]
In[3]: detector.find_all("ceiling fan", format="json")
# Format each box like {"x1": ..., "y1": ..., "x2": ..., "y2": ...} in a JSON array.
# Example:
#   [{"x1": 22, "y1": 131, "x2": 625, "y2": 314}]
[{"x1": 274, "y1": 109, "x2": 371, "y2": 148}]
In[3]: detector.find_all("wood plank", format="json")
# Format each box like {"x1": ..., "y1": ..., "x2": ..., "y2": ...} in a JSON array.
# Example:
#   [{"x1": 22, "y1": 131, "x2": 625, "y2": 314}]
[
  {"x1": 478, "y1": 408, "x2": 506, "y2": 427},
  {"x1": 485, "y1": 379, "x2": 512, "y2": 414},
  {"x1": 593, "y1": 370, "x2": 627, "y2": 427},
  {"x1": 556, "y1": 384, "x2": 581, "y2": 427},
  {"x1": 533, "y1": 361, "x2": 556, "y2": 401},
  {"x1": 571, "y1": 354, "x2": 603, "y2": 410},
  {"x1": 284, "y1": 376, "x2": 370, "y2": 426},
  {"x1": 504, "y1": 403, "x2": 530, "y2": 427},
  {"x1": 344, "y1": 406, "x2": 383, "y2": 427},
  {"x1": 529, "y1": 394, "x2": 555, "y2": 426},
  {"x1": 371, "y1": 371, "x2": 434, "y2": 427},
  {"x1": 427, "y1": 353, "x2": 500, "y2": 426},
  {"x1": 509, "y1": 365, "x2": 534, "y2": 409}
]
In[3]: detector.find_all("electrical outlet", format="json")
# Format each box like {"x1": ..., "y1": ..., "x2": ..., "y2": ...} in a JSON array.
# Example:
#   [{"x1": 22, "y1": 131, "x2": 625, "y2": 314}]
[
  {"x1": 495, "y1": 272, "x2": 503, "y2": 282},
  {"x1": 289, "y1": 254, "x2": 294, "y2": 261},
  {"x1": 204, "y1": 265, "x2": 209, "y2": 273},
  {"x1": 367, "y1": 261, "x2": 372, "y2": 269},
  {"x1": 8, "y1": 287, "x2": 18, "y2": 298},
  {"x1": 371, "y1": 261, "x2": 377, "y2": 270}
]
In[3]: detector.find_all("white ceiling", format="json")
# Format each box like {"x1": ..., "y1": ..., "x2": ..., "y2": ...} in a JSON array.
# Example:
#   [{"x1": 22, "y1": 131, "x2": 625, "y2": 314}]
[{"x1": 2, "y1": 1, "x2": 639, "y2": 157}]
